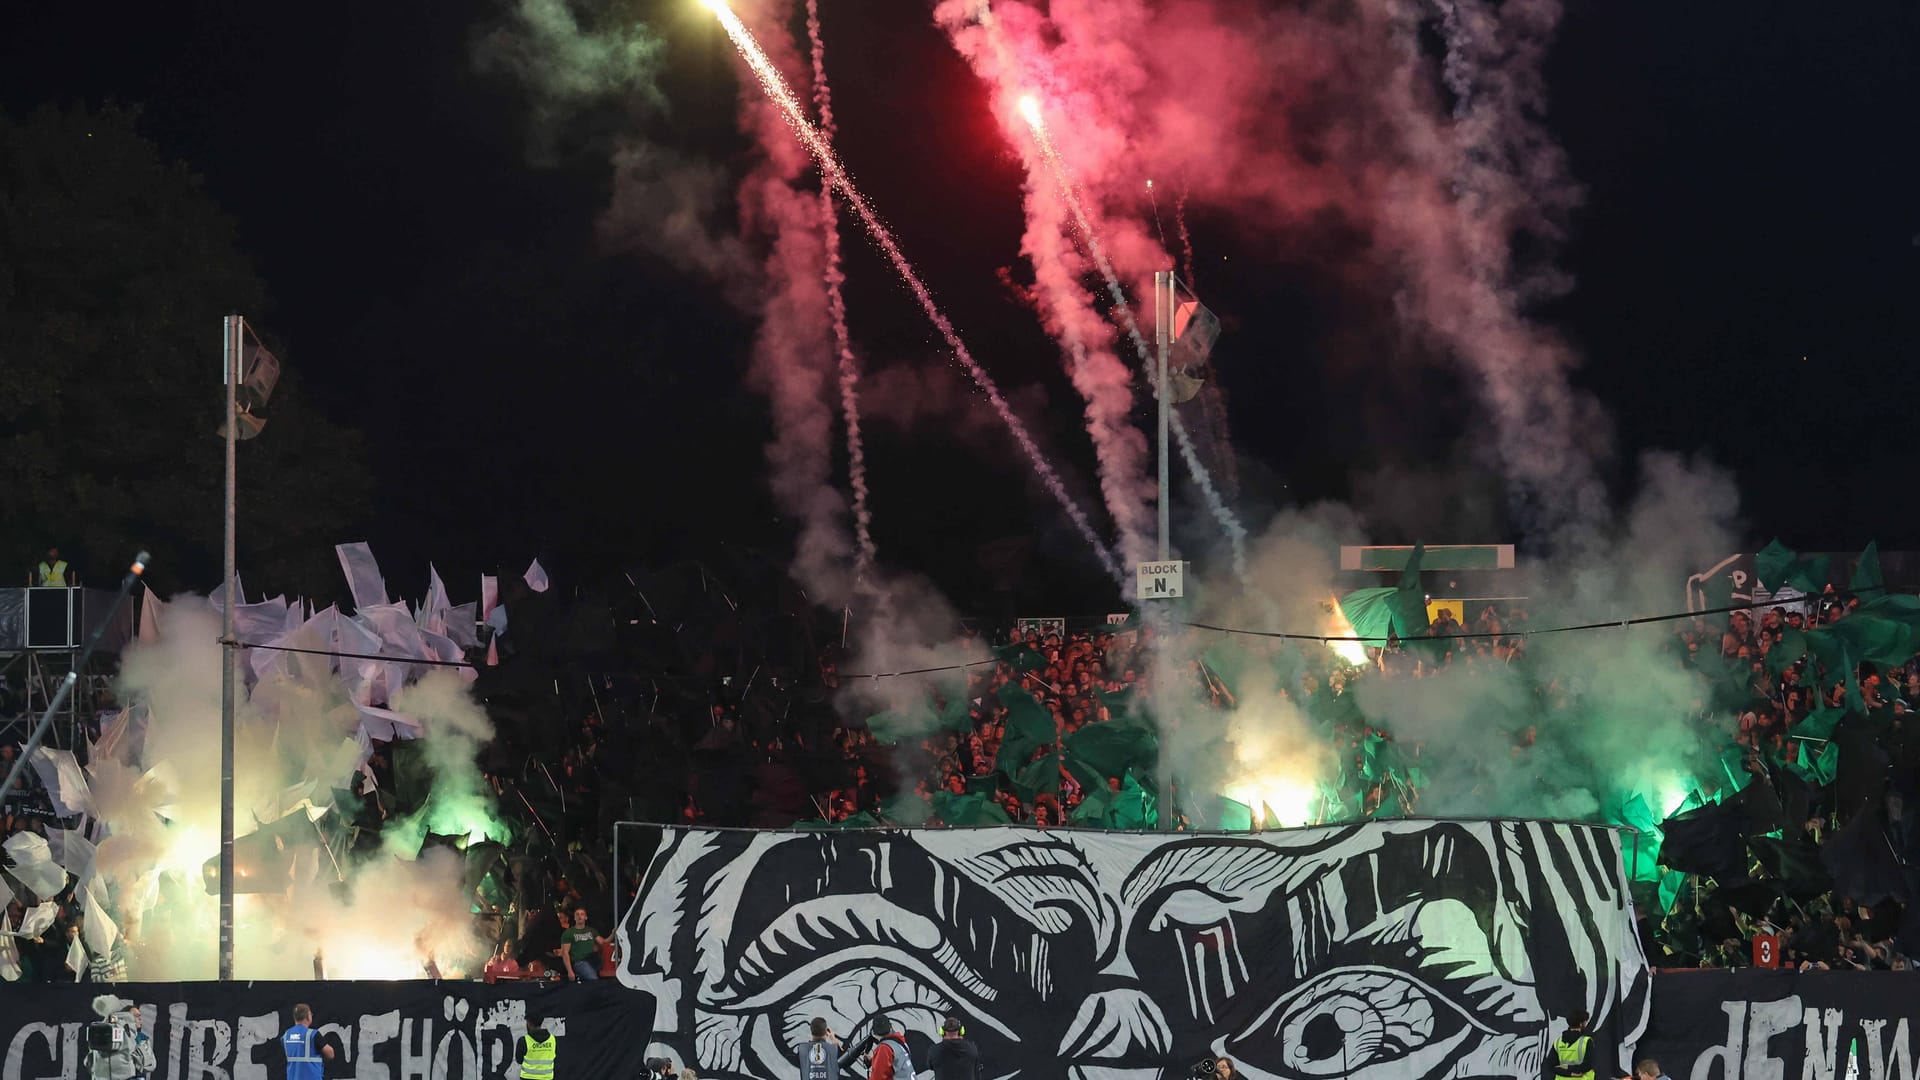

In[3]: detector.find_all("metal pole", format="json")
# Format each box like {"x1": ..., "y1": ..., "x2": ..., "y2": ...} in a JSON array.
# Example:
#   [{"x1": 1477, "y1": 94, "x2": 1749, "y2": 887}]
[
  {"x1": 1154, "y1": 271, "x2": 1172, "y2": 562},
  {"x1": 1153, "y1": 271, "x2": 1175, "y2": 830},
  {"x1": 220, "y1": 314, "x2": 239, "y2": 981}
]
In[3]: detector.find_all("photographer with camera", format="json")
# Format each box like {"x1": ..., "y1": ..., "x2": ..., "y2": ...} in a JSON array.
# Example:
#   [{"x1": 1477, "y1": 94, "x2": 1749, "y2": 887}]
[
  {"x1": 85, "y1": 995, "x2": 155, "y2": 1080},
  {"x1": 866, "y1": 1018, "x2": 914, "y2": 1080},
  {"x1": 797, "y1": 1017, "x2": 842, "y2": 1080},
  {"x1": 644, "y1": 1057, "x2": 681, "y2": 1080}
]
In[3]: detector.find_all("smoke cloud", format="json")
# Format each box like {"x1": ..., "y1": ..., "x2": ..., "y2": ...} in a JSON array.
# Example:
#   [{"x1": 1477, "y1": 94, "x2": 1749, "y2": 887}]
[{"x1": 79, "y1": 594, "x2": 502, "y2": 980}]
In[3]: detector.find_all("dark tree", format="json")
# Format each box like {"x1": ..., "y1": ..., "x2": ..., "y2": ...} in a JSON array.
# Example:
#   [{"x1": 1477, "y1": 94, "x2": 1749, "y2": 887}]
[{"x1": 0, "y1": 104, "x2": 369, "y2": 597}]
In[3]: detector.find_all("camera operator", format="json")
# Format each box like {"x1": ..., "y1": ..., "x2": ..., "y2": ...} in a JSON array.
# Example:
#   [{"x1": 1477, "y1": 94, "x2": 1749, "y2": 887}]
[
  {"x1": 644, "y1": 1056, "x2": 680, "y2": 1080},
  {"x1": 85, "y1": 995, "x2": 155, "y2": 1080},
  {"x1": 925, "y1": 1017, "x2": 980, "y2": 1080},
  {"x1": 866, "y1": 1018, "x2": 914, "y2": 1080},
  {"x1": 797, "y1": 1017, "x2": 842, "y2": 1080}
]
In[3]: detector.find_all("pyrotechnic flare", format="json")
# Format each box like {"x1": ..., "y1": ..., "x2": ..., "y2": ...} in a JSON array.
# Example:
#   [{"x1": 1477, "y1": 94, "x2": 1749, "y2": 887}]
[
  {"x1": 805, "y1": 0, "x2": 877, "y2": 584},
  {"x1": 1020, "y1": 103, "x2": 1252, "y2": 582},
  {"x1": 705, "y1": 1, "x2": 1125, "y2": 584}
]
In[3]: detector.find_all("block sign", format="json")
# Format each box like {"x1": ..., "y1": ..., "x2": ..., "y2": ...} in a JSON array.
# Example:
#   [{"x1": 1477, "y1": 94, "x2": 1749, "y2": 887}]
[{"x1": 1136, "y1": 561, "x2": 1186, "y2": 600}]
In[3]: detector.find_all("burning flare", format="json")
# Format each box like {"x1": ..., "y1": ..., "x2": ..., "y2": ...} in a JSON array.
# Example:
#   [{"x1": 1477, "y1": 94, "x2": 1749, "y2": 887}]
[{"x1": 1326, "y1": 592, "x2": 1370, "y2": 667}]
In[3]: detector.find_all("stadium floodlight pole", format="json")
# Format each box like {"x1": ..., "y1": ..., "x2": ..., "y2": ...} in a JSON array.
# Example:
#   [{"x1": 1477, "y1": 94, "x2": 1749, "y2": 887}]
[{"x1": 219, "y1": 313, "x2": 241, "y2": 981}]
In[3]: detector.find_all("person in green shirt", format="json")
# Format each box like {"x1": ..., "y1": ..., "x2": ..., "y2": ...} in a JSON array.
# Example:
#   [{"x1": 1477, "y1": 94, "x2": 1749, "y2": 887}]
[{"x1": 554, "y1": 908, "x2": 608, "y2": 981}]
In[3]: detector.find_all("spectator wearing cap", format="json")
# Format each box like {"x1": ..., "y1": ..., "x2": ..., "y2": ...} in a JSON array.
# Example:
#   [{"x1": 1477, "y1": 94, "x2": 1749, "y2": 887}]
[{"x1": 866, "y1": 1017, "x2": 914, "y2": 1080}]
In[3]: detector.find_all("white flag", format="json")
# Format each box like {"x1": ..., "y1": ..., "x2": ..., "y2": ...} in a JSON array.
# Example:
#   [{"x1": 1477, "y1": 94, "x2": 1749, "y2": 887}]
[
  {"x1": 0, "y1": 914, "x2": 21, "y2": 981},
  {"x1": 65, "y1": 932, "x2": 87, "y2": 981},
  {"x1": 82, "y1": 885, "x2": 118, "y2": 954},
  {"x1": 17, "y1": 901, "x2": 59, "y2": 939},
  {"x1": 524, "y1": 558, "x2": 550, "y2": 593},
  {"x1": 419, "y1": 564, "x2": 451, "y2": 636},
  {"x1": 29, "y1": 746, "x2": 96, "y2": 817},
  {"x1": 2, "y1": 833, "x2": 68, "y2": 899},
  {"x1": 334, "y1": 542, "x2": 390, "y2": 612}
]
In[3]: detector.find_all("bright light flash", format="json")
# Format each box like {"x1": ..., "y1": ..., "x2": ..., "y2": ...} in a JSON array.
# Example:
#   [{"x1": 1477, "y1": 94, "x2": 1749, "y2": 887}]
[
  {"x1": 699, "y1": 0, "x2": 729, "y2": 11},
  {"x1": 1017, "y1": 95, "x2": 1042, "y2": 127}
]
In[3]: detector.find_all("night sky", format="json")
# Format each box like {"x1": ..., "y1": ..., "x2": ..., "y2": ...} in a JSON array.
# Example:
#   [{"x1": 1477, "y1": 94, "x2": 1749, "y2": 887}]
[{"x1": 3, "y1": 1, "x2": 1915, "y2": 610}]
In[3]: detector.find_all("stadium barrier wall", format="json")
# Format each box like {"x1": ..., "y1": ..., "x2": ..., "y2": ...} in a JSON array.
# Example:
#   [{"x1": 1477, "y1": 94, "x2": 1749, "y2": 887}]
[
  {"x1": 0, "y1": 979, "x2": 645, "y2": 1080},
  {"x1": 1639, "y1": 970, "x2": 1919, "y2": 1080}
]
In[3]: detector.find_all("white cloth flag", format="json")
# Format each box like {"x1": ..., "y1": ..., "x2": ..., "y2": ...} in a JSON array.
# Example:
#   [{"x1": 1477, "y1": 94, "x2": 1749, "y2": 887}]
[
  {"x1": 0, "y1": 914, "x2": 21, "y2": 981},
  {"x1": 136, "y1": 584, "x2": 163, "y2": 644},
  {"x1": 0, "y1": 874, "x2": 12, "y2": 912},
  {"x1": 206, "y1": 575, "x2": 247, "y2": 614},
  {"x1": 335, "y1": 542, "x2": 390, "y2": 612},
  {"x1": 524, "y1": 558, "x2": 550, "y2": 593},
  {"x1": 230, "y1": 596, "x2": 292, "y2": 651},
  {"x1": 2, "y1": 833, "x2": 68, "y2": 900},
  {"x1": 17, "y1": 901, "x2": 59, "y2": 939},
  {"x1": 81, "y1": 884, "x2": 118, "y2": 954},
  {"x1": 418, "y1": 564, "x2": 451, "y2": 636},
  {"x1": 46, "y1": 828, "x2": 97, "y2": 887},
  {"x1": 446, "y1": 602, "x2": 480, "y2": 648},
  {"x1": 480, "y1": 575, "x2": 499, "y2": 618},
  {"x1": 28, "y1": 746, "x2": 95, "y2": 817},
  {"x1": 65, "y1": 932, "x2": 86, "y2": 981}
]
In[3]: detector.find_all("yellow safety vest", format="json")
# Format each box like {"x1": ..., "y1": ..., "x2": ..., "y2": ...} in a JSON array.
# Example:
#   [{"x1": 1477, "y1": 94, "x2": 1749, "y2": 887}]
[
  {"x1": 521, "y1": 1034, "x2": 557, "y2": 1080},
  {"x1": 1554, "y1": 1034, "x2": 1593, "y2": 1080},
  {"x1": 36, "y1": 560, "x2": 68, "y2": 587}
]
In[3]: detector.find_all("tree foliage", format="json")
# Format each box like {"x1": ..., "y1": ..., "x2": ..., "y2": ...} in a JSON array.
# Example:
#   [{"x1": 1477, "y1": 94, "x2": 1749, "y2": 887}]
[{"x1": 0, "y1": 104, "x2": 369, "y2": 597}]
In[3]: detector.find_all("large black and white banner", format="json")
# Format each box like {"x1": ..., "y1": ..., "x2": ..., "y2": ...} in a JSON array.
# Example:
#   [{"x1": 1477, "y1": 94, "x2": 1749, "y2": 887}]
[
  {"x1": 616, "y1": 822, "x2": 1651, "y2": 1080},
  {"x1": 1638, "y1": 971, "x2": 1919, "y2": 1080},
  {"x1": 0, "y1": 980, "x2": 648, "y2": 1080}
]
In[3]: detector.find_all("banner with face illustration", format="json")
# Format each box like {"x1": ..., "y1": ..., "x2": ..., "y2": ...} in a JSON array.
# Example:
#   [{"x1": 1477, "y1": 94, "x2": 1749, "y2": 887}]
[{"x1": 616, "y1": 821, "x2": 1652, "y2": 1080}]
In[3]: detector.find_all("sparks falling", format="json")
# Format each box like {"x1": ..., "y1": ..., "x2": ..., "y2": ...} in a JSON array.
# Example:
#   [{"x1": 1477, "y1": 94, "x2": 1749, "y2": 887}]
[
  {"x1": 706, "y1": 1, "x2": 1123, "y2": 584},
  {"x1": 1019, "y1": 101, "x2": 1253, "y2": 582},
  {"x1": 805, "y1": 0, "x2": 877, "y2": 583}
]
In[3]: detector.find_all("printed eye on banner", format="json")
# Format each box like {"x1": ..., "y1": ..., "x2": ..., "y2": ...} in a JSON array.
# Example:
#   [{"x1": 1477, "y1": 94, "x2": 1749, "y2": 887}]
[{"x1": 617, "y1": 821, "x2": 1653, "y2": 1080}]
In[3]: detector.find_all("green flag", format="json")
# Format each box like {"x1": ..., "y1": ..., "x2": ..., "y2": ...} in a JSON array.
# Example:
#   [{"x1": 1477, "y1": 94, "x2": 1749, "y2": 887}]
[
  {"x1": 1785, "y1": 741, "x2": 1839, "y2": 787},
  {"x1": 1850, "y1": 541, "x2": 1884, "y2": 596},
  {"x1": 992, "y1": 644, "x2": 1049, "y2": 674},
  {"x1": 994, "y1": 684, "x2": 1057, "y2": 776},
  {"x1": 1757, "y1": 539, "x2": 1831, "y2": 594},
  {"x1": 1063, "y1": 721, "x2": 1158, "y2": 784},
  {"x1": 1216, "y1": 797, "x2": 1254, "y2": 831},
  {"x1": 884, "y1": 791, "x2": 934, "y2": 826},
  {"x1": 1013, "y1": 752, "x2": 1062, "y2": 800},
  {"x1": 931, "y1": 791, "x2": 1011, "y2": 826}
]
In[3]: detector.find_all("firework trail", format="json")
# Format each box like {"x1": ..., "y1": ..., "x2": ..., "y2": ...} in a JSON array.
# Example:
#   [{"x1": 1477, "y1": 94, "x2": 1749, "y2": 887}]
[
  {"x1": 707, "y1": 1, "x2": 1125, "y2": 585},
  {"x1": 1024, "y1": 110, "x2": 1252, "y2": 582},
  {"x1": 805, "y1": 0, "x2": 877, "y2": 584},
  {"x1": 1175, "y1": 186, "x2": 1195, "y2": 292}
]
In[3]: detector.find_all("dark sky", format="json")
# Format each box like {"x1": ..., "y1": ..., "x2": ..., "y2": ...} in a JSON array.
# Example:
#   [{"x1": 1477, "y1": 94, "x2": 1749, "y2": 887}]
[{"x1": 3, "y1": 1, "x2": 1915, "y2": 610}]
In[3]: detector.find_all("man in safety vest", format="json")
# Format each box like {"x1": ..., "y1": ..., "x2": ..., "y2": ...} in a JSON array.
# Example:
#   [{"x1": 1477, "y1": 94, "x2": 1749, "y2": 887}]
[
  {"x1": 518, "y1": 1016, "x2": 558, "y2": 1080},
  {"x1": 1553, "y1": 1011, "x2": 1594, "y2": 1080},
  {"x1": 33, "y1": 547, "x2": 68, "y2": 587},
  {"x1": 281, "y1": 1004, "x2": 333, "y2": 1080},
  {"x1": 796, "y1": 1017, "x2": 841, "y2": 1080},
  {"x1": 867, "y1": 1017, "x2": 914, "y2": 1080}
]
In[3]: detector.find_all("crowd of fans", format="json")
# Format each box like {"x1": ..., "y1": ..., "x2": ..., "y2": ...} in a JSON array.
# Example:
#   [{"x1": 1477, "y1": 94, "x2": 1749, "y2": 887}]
[{"x1": 4, "y1": 556, "x2": 1916, "y2": 980}]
